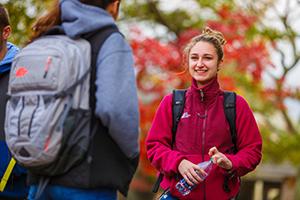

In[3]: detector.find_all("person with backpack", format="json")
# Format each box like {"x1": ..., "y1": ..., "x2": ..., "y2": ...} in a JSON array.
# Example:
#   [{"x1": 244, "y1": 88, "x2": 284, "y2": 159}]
[
  {"x1": 16, "y1": 0, "x2": 140, "y2": 199},
  {"x1": 0, "y1": 4, "x2": 29, "y2": 199},
  {"x1": 146, "y1": 27, "x2": 262, "y2": 200}
]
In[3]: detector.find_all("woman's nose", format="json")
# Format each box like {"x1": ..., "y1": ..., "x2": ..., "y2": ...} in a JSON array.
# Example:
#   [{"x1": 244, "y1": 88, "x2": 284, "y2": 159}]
[{"x1": 196, "y1": 58, "x2": 204, "y2": 67}]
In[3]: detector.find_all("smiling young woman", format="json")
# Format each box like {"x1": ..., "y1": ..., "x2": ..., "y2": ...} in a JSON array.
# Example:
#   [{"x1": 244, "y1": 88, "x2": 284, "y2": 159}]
[{"x1": 146, "y1": 27, "x2": 262, "y2": 200}]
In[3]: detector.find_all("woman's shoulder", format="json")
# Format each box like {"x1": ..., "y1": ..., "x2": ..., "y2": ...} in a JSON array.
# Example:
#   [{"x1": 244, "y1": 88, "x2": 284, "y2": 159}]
[
  {"x1": 234, "y1": 93, "x2": 255, "y2": 115},
  {"x1": 154, "y1": 93, "x2": 176, "y2": 113},
  {"x1": 221, "y1": 91, "x2": 253, "y2": 112},
  {"x1": 235, "y1": 94, "x2": 250, "y2": 106},
  {"x1": 163, "y1": 90, "x2": 188, "y2": 103},
  {"x1": 161, "y1": 93, "x2": 173, "y2": 105}
]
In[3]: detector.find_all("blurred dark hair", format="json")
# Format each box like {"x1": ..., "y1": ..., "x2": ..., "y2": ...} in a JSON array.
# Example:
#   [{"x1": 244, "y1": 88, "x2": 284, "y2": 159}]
[
  {"x1": 80, "y1": 0, "x2": 116, "y2": 8},
  {"x1": 29, "y1": 0, "x2": 118, "y2": 42},
  {"x1": 0, "y1": 4, "x2": 10, "y2": 30}
]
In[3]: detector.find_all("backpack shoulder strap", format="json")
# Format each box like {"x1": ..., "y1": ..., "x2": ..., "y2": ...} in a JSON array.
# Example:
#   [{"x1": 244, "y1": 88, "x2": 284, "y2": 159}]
[
  {"x1": 0, "y1": 71, "x2": 9, "y2": 140},
  {"x1": 223, "y1": 91, "x2": 238, "y2": 194},
  {"x1": 84, "y1": 25, "x2": 120, "y2": 116},
  {"x1": 0, "y1": 158, "x2": 16, "y2": 192},
  {"x1": 152, "y1": 89, "x2": 187, "y2": 193},
  {"x1": 172, "y1": 89, "x2": 187, "y2": 146},
  {"x1": 223, "y1": 91, "x2": 237, "y2": 153}
]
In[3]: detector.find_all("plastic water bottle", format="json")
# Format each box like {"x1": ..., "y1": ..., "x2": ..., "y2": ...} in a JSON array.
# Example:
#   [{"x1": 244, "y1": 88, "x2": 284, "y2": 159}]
[{"x1": 175, "y1": 158, "x2": 214, "y2": 196}]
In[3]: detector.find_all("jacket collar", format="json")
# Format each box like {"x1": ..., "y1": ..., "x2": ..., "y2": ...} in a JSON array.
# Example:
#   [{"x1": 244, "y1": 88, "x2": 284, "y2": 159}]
[
  {"x1": 190, "y1": 77, "x2": 221, "y2": 104},
  {"x1": 0, "y1": 43, "x2": 19, "y2": 74}
]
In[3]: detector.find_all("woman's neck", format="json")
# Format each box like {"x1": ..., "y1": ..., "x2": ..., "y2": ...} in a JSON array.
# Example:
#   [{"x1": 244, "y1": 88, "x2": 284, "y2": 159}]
[{"x1": 195, "y1": 76, "x2": 218, "y2": 89}]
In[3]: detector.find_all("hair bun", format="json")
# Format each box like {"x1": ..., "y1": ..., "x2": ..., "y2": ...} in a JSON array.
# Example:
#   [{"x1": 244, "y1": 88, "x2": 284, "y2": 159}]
[{"x1": 202, "y1": 27, "x2": 226, "y2": 46}]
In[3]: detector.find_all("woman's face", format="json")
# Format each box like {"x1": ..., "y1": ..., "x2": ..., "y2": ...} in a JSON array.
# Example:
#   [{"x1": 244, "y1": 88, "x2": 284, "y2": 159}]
[{"x1": 188, "y1": 41, "x2": 221, "y2": 87}]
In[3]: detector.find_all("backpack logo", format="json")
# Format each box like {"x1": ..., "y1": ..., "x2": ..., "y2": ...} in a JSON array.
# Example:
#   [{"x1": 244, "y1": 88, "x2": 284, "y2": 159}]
[
  {"x1": 15, "y1": 67, "x2": 28, "y2": 77},
  {"x1": 181, "y1": 112, "x2": 191, "y2": 119}
]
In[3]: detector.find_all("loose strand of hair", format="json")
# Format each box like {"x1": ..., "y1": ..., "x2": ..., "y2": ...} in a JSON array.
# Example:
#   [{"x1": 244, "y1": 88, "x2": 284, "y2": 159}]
[{"x1": 28, "y1": 1, "x2": 61, "y2": 44}]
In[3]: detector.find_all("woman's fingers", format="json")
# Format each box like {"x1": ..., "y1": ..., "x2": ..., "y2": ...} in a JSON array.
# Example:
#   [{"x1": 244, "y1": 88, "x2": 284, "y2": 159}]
[
  {"x1": 179, "y1": 161, "x2": 207, "y2": 186},
  {"x1": 190, "y1": 168, "x2": 203, "y2": 183},
  {"x1": 183, "y1": 173, "x2": 194, "y2": 186},
  {"x1": 216, "y1": 157, "x2": 225, "y2": 166},
  {"x1": 186, "y1": 172, "x2": 198, "y2": 185},
  {"x1": 210, "y1": 150, "x2": 233, "y2": 170},
  {"x1": 208, "y1": 146, "x2": 218, "y2": 156},
  {"x1": 184, "y1": 169, "x2": 205, "y2": 186},
  {"x1": 217, "y1": 157, "x2": 232, "y2": 170}
]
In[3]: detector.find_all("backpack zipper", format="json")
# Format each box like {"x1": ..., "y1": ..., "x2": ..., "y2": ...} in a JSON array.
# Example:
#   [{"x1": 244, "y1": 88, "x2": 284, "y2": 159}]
[
  {"x1": 27, "y1": 95, "x2": 40, "y2": 137},
  {"x1": 43, "y1": 103, "x2": 68, "y2": 152},
  {"x1": 43, "y1": 56, "x2": 52, "y2": 78},
  {"x1": 17, "y1": 97, "x2": 25, "y2": 136}
]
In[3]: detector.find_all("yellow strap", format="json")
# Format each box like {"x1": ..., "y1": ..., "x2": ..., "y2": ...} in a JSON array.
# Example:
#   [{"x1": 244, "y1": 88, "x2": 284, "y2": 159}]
[{"x1": 0, "y1": 158, "x2": 16, "y2": 192}]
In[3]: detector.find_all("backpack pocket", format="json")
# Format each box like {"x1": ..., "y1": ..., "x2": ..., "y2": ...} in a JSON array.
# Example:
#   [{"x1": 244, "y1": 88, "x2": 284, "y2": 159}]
[
  {"x1": 34, "y1": 107, "x2": 91, "y2": 176},
  {"x1": 5, "y1": 95, "x2": 67, "y2": 166},
  {"x1": 10, "y1": 54, "x2": 62, "y2": 93},
  {"x1": 5, "y1": 94, "x2": 91, "y2": 176}
]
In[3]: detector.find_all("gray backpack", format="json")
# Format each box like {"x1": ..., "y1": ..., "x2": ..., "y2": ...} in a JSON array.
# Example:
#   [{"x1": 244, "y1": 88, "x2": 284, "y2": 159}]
[{"x1": 5, "y1": 34, "x2": 92, "y2": 176}]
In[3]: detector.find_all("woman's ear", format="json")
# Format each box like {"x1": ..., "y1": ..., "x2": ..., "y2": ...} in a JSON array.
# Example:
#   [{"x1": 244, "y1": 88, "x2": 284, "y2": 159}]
[{"x1": 217, "y1": 59, "x2": 223, "y2": 71}]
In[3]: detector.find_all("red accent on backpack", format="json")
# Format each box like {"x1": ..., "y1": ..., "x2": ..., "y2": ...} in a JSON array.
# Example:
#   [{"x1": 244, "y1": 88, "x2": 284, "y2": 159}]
[{"x1": 15, "y1": 67, "x2": 28, "y2": 77}]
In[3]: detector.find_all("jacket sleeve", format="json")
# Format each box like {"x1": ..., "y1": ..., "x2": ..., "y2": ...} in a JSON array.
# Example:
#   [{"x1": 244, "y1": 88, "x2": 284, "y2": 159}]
[
  {"x1": 94, "y1": 33, "x2": 139, "y2": 159},
  {"x1": 226, "y1": 95, "x2": 262, "y2": 177},
  {"x1": 146, "y1": 94, "x2": 186, "y2": 176}
]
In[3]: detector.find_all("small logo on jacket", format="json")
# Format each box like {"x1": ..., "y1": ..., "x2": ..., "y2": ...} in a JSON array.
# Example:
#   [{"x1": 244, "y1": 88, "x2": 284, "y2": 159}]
[
  {"x1": 181, "y1": 112, "x2": 191, "y2": 119},
  {"x1": 15, "y1": 67, "x2": 28, "y2": 78}
]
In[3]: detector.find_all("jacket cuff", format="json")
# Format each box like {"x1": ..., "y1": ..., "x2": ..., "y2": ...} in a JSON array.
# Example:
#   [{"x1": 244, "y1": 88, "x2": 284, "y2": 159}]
[
  {"x1": 224, "y1": 154, "x2": 238, "y2": 174},
  {"x1": 170, "y1": 154, "x2": 187, "y2": 175}
]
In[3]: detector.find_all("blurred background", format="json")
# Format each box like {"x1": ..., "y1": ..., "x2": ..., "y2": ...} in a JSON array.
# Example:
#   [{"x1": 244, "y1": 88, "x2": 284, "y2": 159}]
[{"x1": 1, "y1": 0, "x2": 300, "y2": 199}]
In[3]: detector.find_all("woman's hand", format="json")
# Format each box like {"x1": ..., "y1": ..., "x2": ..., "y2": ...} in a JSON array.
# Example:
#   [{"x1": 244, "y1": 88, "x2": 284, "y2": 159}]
[
  {"x1": 178, "y1": 159, "x2": 206, "y2": 186},
  {"x1": 208, "y1": 146, "x2": 232, "y2": 170}
]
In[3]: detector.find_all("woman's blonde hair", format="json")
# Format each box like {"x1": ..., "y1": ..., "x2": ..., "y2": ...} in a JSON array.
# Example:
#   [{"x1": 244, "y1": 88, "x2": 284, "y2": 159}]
[{"x1": 183, "y1": 27, "x2": 226, "y2": 65}]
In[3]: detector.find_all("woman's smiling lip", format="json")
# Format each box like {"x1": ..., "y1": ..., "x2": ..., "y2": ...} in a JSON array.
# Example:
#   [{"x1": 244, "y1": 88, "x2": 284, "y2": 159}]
[{"x1": 195, "y1": 68, "x2": 208, "y2": 73}]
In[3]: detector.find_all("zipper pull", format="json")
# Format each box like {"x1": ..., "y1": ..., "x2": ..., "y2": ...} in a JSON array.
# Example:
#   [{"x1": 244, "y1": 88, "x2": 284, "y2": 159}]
[
  {"x1": 200, "y1": 89, "x2": 204, "y2": 101},
  {"x1": 43, "y1": 56, "x2": 52, "y2": 78}
]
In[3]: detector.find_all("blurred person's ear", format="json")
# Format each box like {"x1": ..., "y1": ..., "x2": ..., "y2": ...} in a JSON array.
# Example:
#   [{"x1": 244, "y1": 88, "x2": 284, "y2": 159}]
[
  {"x1": 2, "y1": 25, "x2": 11, "y2": 40},
  {"x1": 106, "y1": 0, "x2": 120, "y2": 20}
]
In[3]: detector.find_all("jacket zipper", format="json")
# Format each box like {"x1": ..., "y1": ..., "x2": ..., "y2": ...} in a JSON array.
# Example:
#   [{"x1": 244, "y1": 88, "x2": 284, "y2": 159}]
[
  {"x1": 200, "y1": 89, "x2": 204, "y2": 101},
  {"x1": 202, "y1": 108, "x2": 208, "y2": 200},
  {"x1": 200, "y1": 89, "x2": 207, "y2": 200},
  {"x1": 199, "y1": 89, "x2": 206, "y2": 160}
]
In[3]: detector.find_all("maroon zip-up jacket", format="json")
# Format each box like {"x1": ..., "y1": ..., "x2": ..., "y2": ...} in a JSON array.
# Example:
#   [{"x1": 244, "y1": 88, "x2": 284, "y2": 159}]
[{"x1": 146, "y1": 77, "x2": 262, "y2": 200}]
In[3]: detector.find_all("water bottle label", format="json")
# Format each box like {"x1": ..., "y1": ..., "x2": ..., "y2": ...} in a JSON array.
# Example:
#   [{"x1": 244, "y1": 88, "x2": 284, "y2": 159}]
[{"x1": 175, "y1": 179, "x2": 195, "y2": 196}]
